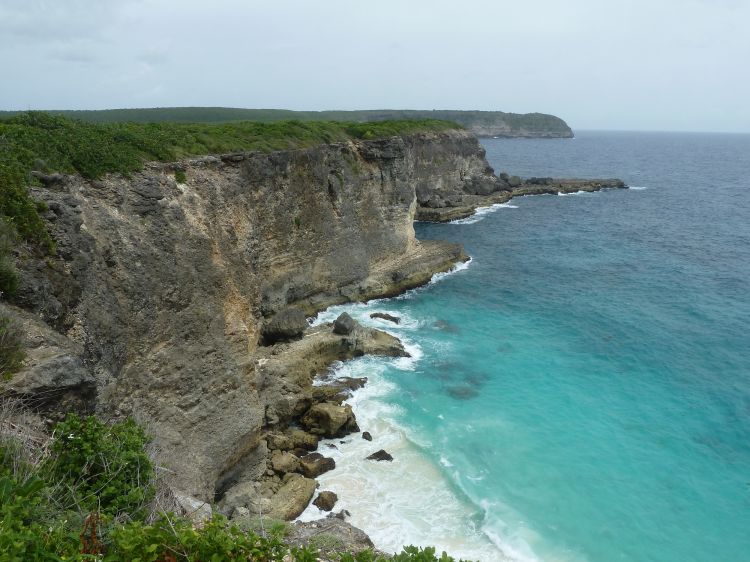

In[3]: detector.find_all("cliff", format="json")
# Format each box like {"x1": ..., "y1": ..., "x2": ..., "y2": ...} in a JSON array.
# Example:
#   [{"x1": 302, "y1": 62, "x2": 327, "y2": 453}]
[
  {"x1": 2, "y1": 128, "x2": 495, "y2": 502},
  {"x1": 0, "y1": 108, "x2": 575, "y2": 138}
]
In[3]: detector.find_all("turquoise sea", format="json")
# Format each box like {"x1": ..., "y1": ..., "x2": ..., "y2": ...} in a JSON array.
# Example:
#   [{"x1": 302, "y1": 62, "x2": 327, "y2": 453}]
[{"x1": 301, "y1": 131, "x2": 750, "y2": 562}]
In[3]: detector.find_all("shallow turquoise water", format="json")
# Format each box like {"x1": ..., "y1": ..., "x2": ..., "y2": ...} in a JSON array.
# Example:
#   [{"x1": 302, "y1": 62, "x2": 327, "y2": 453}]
[{"x1": 345, "y1": 132, "x2": 750, "y2": 561}]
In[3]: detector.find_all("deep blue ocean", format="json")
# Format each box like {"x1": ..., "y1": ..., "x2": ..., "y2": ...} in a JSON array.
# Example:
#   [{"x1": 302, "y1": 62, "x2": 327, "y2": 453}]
[{"x1": 302, "y1": 131, "x2": 750, "y2": 562}]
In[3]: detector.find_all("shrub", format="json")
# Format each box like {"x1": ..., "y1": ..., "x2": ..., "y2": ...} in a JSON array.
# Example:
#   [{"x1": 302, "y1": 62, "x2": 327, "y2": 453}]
[
  {"x1": 45, "y1": 414, "x2": 155, "y2": 518},
  {"x1": 0, "y1": 219, "x2": 19, "y2": 298},
  {"x1": 174, "y1": 169, "x2": 187, "y2": 184},
  {"x1": 104, "y1": 514, "x2": 318, "y2": 561},
  {"x1": 0, "y1": 315, "x2": 25, "y2": 381},
  {"x1": 0, "y1": 466, "x2": 81, "y2": 560}
]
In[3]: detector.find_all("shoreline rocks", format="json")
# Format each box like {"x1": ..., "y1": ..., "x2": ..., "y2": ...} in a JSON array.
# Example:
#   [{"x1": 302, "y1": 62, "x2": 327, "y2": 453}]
[
  {"x1": 416, "y1": 177, "x2": 627, "y2": 222},
  {"x1": 370, "y1": 312, "x2": 400, "y2": 324},
  {"x1": 366, "y1": 449, "x2": 394, "y2": 462}
]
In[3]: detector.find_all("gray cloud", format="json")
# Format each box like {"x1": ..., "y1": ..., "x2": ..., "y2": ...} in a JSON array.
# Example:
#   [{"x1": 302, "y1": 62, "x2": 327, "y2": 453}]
[{"x1": 1, "y1": 0, "x2": 748, "y2": 132}]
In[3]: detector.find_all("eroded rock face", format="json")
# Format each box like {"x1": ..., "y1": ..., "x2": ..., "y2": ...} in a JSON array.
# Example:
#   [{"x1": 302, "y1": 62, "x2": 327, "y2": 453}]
[{"x1": 8, "y1": 129, "x2": 485, "y2": 500}]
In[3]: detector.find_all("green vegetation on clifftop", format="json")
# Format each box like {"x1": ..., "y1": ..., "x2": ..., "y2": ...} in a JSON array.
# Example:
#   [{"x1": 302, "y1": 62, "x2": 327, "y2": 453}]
[
  {"x1": 0, "y1": 111, "x2": 458, "y2": 248},
  {"x1": 0, "y1": 107, "x2": 574, "y2": 137}
]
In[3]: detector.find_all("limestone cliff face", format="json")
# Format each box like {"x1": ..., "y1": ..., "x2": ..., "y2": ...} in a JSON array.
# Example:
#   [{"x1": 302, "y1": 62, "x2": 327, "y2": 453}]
[{"x1": 6, "y1": 129, "x2": 491, "y2": 499}]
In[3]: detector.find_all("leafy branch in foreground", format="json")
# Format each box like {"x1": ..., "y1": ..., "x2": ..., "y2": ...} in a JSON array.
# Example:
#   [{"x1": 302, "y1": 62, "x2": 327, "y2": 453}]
[{"x1": 0, "y1": 405, "x2": 474, "y2": 561}]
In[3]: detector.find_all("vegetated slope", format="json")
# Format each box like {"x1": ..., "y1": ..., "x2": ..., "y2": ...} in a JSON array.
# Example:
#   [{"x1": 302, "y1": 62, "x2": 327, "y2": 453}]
[{"x1": 0, "y1": 107, "x2": 574, "y2": 138}]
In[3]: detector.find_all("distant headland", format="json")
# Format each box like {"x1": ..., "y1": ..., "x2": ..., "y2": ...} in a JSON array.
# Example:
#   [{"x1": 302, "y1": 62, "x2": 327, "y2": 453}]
[{"x1": 0, "y1": 107, "x2": 574, "y2": 139}]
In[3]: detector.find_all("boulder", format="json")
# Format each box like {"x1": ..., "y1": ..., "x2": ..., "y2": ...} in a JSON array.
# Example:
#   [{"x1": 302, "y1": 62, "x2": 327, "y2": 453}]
[
  {"x1": 262, "y1": 308, "x2": 308, "y2": 344},
  {"x1": 507, "y1": 175, "x2": 522, "y2": 188},
  {"x1": 270, "y1": 450, "x2": 300, "y2": 475},
  {"x1": 287, "y1": 516, "x2": 373, "y2": 555},
  {"x1": 369, "y1": 312, "x2": 400, "y2": 324},
  {"x1": 362, "y1": 431, "x2": 372, "y2": 441},
  {"x1": 313, "y1": 490, "x2": 338, "y2": 512},
  {"x1": 265, "y1": 474, "x2": 317, "y2": 520},
  {"x1": 301, "y1": 402, "x2": 359, "y2": 437},
  {"x1": 299, "y1": 452, "x2": 336, "y2": 478},
  {"x1": 333, "y1": 312, "x2": 356, "y2": 335},
  {"x1": 366, "y1": 449, "x2": 393, "y2": 462}
]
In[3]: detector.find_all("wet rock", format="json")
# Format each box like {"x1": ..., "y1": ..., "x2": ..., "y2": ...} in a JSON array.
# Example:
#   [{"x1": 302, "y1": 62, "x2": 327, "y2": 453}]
[
  {"x1": 337, "y1": 376, "x2": 368, "y2": 391},
  {"x1": 299, "y1": 453, "x2": 336, "y2": 478},
  {"x1": 313, "y1": 490, "x2": 338, "y2": 511},
  {"x1": 262, "y1": 308, "x2": 308, "y2": 344},
  {"x1": 370, "y1": 312, "x2": 400, "y2": 324},
  {"x1": 333, "y1": 312, "x2": 356, "y2": 335},
  {"x1": 362, "y1": 431, "x2": 372, "y2": 441},
  {"x1": 366, "y1": 449, "x2": 393, "y2": 462},
  {"x1": 301, "y1": 402, "x2": 359, "y2": 437},
  {"x1": 330, "y1": 509, "x2": 351, "y2": 520}
]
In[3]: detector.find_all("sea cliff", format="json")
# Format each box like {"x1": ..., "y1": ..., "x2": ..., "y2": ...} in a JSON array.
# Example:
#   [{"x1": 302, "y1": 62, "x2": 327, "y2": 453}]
[
  {"x1": 2, "y1": 128, "x2": 493, "y2": 506},
  {"x1": 1, "y1": 119, "x2": 626, "y2": 540}
]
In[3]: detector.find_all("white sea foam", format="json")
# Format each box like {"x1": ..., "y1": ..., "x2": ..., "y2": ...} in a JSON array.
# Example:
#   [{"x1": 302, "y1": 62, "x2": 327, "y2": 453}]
[
  {"x1": 450, "y1": 203, "x2": 519, "y2": 225},
  {"x1": 557, "y1": 190, "x2": 589, "y2": 196},
  {"x1": 310, "y1": 259, "x2": 471, "y2": 324},
  {"x1": 298, "y1": 262, "x2": 554, "y2": 561},
  {"x1": 628, "y1": 185, "x2": 648, "y2": 190},
  {"x1": 297, "y1": 351, "x2": 546, "y2": 562}
]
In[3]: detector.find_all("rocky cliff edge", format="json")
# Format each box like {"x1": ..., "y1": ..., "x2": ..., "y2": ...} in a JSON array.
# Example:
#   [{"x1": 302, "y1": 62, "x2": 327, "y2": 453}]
[{"x1": 3, "y1": 129, "x2": 495, "y2": 502}]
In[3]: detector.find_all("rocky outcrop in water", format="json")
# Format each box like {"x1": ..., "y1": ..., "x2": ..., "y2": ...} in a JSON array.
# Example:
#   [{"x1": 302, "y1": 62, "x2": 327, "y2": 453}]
[{"x1": 416, "y1": 177, "x2": 627, "y2": 222}]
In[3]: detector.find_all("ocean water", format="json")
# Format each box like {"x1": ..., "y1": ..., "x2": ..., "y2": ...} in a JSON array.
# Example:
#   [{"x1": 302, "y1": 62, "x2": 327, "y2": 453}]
[{"x1": 299, "y1": 131, "x2": 750, "y2": 562}]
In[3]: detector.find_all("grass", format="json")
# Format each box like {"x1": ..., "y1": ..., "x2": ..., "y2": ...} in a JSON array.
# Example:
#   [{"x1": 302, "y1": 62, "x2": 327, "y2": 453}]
[{"x1": 0, "y1": 111, "x2": 459, "y2": 250}]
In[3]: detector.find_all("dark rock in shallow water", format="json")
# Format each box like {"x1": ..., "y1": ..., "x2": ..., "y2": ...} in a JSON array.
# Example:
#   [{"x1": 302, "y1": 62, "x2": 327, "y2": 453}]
[
  {"x1": 299, "y1": 453, "x2": 336, "y2": 478},
  {"x1": 338, "y1": 376, "x2": 367, "y2": 391},
  {"x1": 262, "y1": 308, "x2": 308, "y2": 344},
  {"x1": 313, "y1": 490, "x2": 338, "y2": 511},
  {"x1": 330, "y1": 509, "x2": 351, "y2": 520},
  {"x1": 333, "y1": 312, "x2": 356, "y2": 335},
  {"x1": 434, "y1": 319, "x2": 459, "y2": 333},
  {"x1": 366, "y1": 449, "x2": 393, "y2": 462},
  {"x1": 370, "y1": 312, "x2": 400, "y2": 324},
  {"x1": 446, "y1": 385, "x2": 480, "y2": 400},
  {"x1": 362, "y1": 431, "x2": 373, "y2": 441}
]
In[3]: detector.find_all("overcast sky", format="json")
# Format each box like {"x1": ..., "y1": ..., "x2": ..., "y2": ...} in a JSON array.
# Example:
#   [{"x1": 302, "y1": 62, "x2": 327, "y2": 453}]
[{"x1": 1, "y1": 0, "x2": 749, "y2": 132}]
